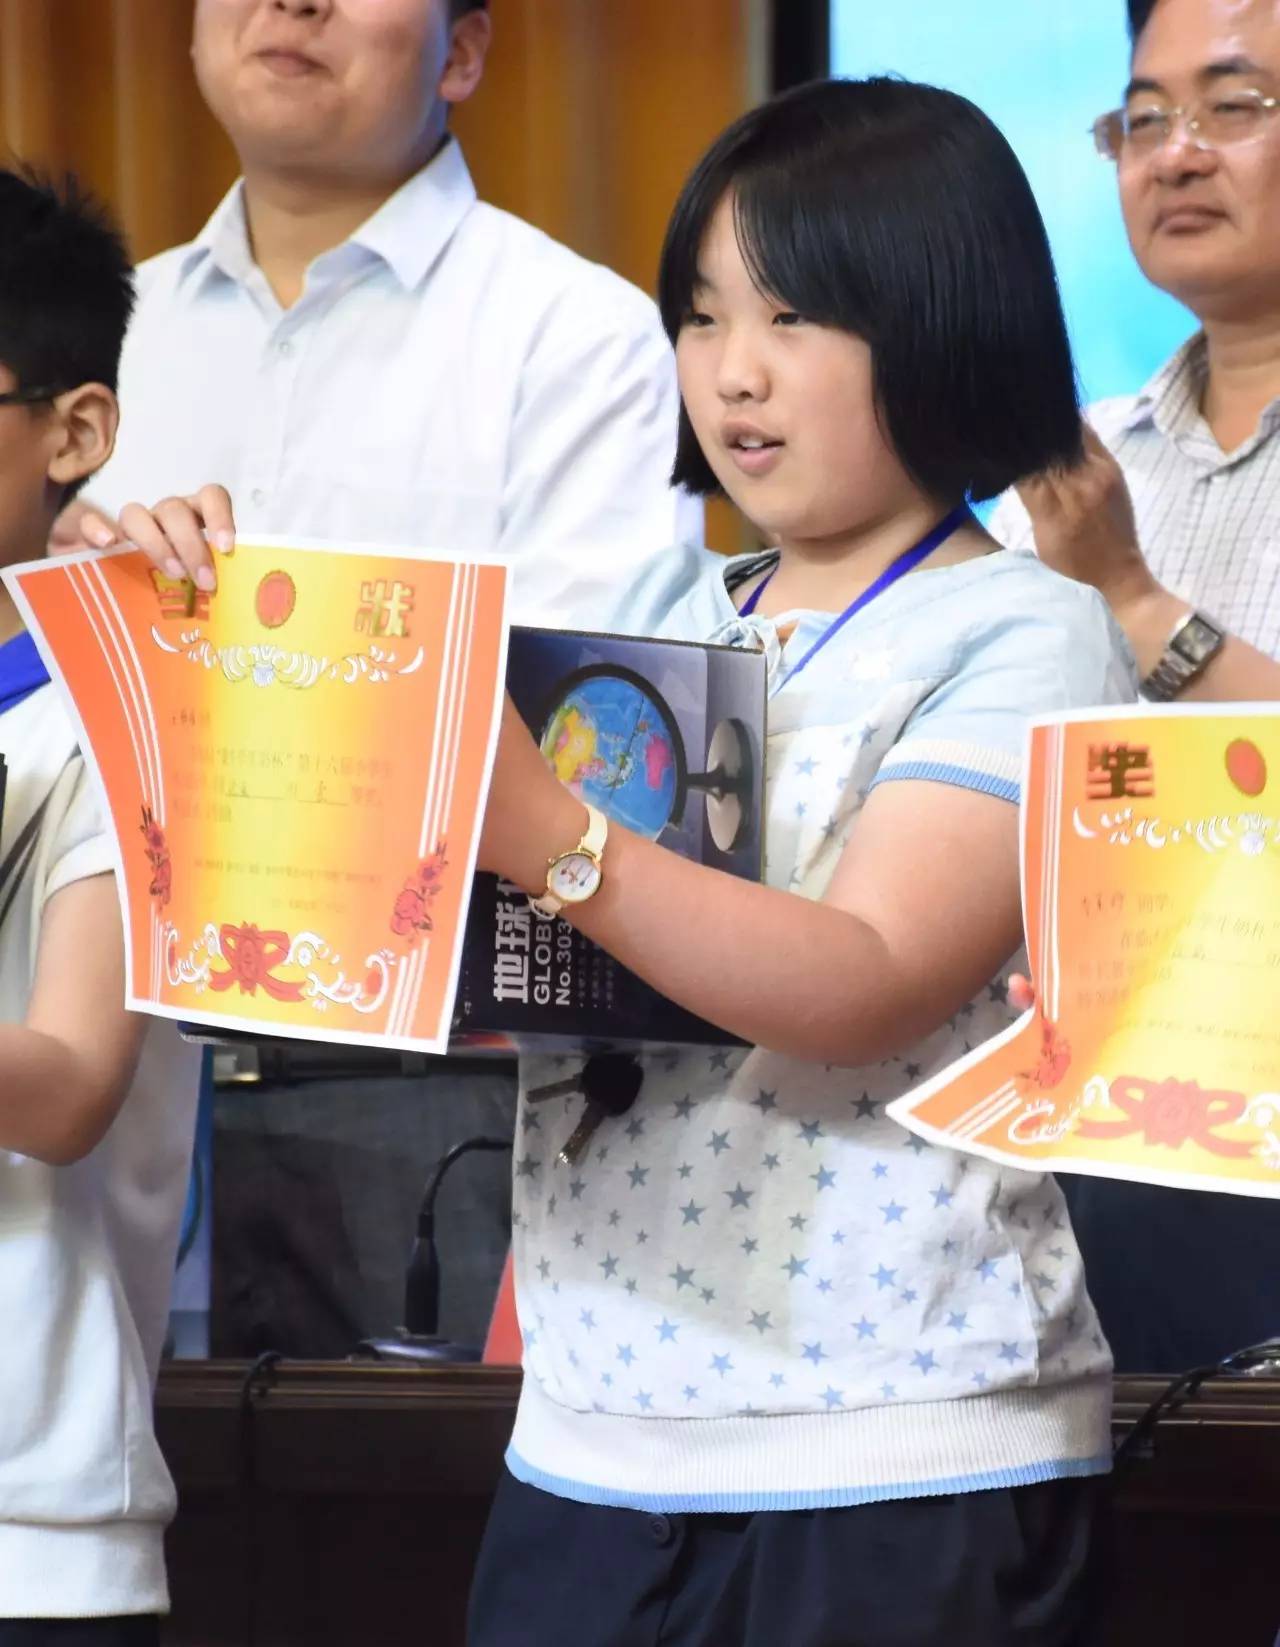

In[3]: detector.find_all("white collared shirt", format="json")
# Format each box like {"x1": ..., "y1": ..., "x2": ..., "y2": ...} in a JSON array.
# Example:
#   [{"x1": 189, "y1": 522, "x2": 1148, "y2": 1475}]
[
  {"x1": 991, "y1": 335, "x2": 1280, "y2": 660},
  {"x1": 91, "y1": 139, "x2": 701, "y2": 626}
]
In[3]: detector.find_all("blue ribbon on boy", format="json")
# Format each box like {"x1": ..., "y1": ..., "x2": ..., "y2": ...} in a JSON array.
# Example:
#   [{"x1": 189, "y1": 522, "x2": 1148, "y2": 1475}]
[{"x1": 0, "y1": 631, "x2": 50, "y2": 717}]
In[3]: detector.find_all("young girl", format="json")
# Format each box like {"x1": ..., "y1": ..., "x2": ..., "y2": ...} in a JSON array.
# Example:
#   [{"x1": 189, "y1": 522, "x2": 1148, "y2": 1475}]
[
  {"x1": 123, "y1": 77, "x2": 1133, "y2": 1647},
  {"x1": 467, "y1": 79, "x2": 1135, "y2": 1646}
]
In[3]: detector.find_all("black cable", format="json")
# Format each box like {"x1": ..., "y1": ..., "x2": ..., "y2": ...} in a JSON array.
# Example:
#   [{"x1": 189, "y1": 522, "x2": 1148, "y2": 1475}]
[
  {"x1": 238, "y1": 1350, "x2": 283, "y2": 1647},
  {"x1": 1113, "y1": 1336, "x2": 1280, "y2": 1474},
  {"x1": 173, "y1": 1140, "x2": 205, "y2": 1272},
  {"x1": 405, "y1": 1134, "x2": 513, "y2": 1336}
]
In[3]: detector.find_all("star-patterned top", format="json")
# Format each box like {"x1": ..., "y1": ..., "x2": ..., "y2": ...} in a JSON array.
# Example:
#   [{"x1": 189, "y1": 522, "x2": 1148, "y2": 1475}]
[{"x1": 506, "y1": 546, "x2": 1135, "y2": 1513}]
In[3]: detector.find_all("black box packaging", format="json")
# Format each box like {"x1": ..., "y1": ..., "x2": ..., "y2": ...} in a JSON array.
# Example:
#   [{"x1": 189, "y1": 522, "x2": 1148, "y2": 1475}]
[{"x1": 454, "y1": 626, "x2": 766, "y2": 1052}]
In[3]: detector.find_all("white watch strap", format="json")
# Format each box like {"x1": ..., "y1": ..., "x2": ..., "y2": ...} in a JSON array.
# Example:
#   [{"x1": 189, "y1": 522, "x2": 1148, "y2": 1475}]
[
  {"x1": 580, "y1": 803, "x2": 607, "y2": 859},
  {"x1": 529, "y1": 804, "x2": 607, "y2": 918}
]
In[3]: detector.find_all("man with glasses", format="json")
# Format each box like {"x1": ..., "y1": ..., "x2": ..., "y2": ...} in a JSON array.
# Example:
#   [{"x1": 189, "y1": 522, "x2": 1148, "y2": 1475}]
[
  {"x1": 995, "y1": 0, "x2": 1280, "y2": 702},
  {"x1": 994, "y1": 0, "x2": 1280, "y2": 1375}
]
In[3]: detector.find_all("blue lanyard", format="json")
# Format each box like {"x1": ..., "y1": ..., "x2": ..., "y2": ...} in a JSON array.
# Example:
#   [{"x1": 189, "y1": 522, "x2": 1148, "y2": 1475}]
[
  {"x1": 737, "y1": 504, "x2": 973, "y2": 684},
  {"x1": 0, "y1": 630, "x2": 49, "y2": 718}
]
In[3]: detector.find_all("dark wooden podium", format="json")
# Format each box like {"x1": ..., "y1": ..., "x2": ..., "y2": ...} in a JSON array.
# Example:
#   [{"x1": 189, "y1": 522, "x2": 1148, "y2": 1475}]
[
  {"x1": 156, "y1": 1363, "x2": 1280, "y2": 1646},
  {"x1": 157, "y1": 1362, "x2": 517, "y2": 1647}
]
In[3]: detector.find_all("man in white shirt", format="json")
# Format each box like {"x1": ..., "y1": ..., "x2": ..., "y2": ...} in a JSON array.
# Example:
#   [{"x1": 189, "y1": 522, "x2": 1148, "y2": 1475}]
[
  {"x1": 992, "y1": 0, "x2": 1280, "y2": 701},
  {"x1": 69, "y1": 0, "x2": 698, "y2": 621},
  {"x1": 65, "y1": 0, "x2": 699, "y2": 1359},
  {"x1": 993, "y1": 0, "x2": 1280, "y2": 1374}
]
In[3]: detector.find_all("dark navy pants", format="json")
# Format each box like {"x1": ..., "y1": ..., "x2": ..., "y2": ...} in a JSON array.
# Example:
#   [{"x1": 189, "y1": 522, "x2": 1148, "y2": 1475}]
[
  {"x1": 0, "y1": 1623, "x2": 158, "y2": 1647},
  {"x1": 1064, "y1": 1177, "x2": 1280, "y2": 1372},
  {"x1": 468, "y1": 1468, "x2": 1109, "y2": 1647}
]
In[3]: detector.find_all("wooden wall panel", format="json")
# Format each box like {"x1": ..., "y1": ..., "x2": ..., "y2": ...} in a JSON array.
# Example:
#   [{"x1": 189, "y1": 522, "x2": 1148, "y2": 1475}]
[
  {"x1": 453, "y1": 0, "x2": 765, "y2": 289},
  {"x1": 110, "y1": 0, "x2": 240, "y2": 259},
  {"x1": 0, "y1": 0, "x2": 57, "y2": 164},
  {"x1": 0, "y1": 0, "x2": 762, "y2": 293},
  {"x1": 0, "y1": 0, "x2": 237, "y2": 255},
  {"x1": 0, "y1": 0, "x2": 764, "y2": 548}
]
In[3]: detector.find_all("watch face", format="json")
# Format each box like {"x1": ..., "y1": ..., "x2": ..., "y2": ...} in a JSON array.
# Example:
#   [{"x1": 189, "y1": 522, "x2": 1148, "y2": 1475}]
[
  {"x1": 1176, "y1": 615, "x2": 1223, "y2": 666},
  {"x1": 547, "y1": 852, "x2": 602, "y2": 904}
]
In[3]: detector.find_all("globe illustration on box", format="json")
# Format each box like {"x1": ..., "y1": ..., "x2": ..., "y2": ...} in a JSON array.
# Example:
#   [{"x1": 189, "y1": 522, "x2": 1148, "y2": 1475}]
[
  {"x1": 537, "y1": 663, "x2": 754, "y2": 851},
  {"x1": 539, "y1": 668, "x2": 680, "y2": 840}
]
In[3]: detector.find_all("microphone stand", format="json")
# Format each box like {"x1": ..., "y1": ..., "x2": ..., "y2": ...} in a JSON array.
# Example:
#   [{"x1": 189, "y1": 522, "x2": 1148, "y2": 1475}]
[{"x1": 355, "y1": 1134, "x2": 513, "y2": 1364}]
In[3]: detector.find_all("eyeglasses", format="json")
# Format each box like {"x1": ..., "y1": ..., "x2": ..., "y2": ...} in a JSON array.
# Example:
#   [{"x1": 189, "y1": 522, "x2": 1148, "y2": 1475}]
[
  {"x1": 0, "y1": 385, "x2": 59, "y2": 408},
  {"x1": 1093, "y1": 87, "x2": 1280, "y2": 161}
]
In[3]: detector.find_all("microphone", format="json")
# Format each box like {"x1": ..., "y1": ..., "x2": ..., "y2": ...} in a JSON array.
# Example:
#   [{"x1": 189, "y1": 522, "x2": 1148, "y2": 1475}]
[{"x1": 355, "y1": 1134, "x2": 513, "y2": 1364}]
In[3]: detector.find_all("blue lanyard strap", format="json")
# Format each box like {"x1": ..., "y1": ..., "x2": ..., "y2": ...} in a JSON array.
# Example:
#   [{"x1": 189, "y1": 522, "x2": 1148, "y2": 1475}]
[
  {"x1": 0, "y1": 630, "x2": 49, "y2": 718},
  {"x1": 737, "y1": 503, "x2": 974, "y2": 684}
]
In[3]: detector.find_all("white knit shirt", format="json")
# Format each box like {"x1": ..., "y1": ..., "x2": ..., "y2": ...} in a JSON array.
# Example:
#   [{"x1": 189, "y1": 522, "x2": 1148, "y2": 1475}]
[{"x1": 506, "y1": 545, "x2": 1136, "y2": 1513}]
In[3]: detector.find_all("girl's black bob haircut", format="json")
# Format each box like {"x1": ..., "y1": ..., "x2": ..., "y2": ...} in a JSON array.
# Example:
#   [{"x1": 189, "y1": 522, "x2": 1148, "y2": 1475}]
[{"x1": 658, "y1": 77, "x2": 1083, "y2": 505}]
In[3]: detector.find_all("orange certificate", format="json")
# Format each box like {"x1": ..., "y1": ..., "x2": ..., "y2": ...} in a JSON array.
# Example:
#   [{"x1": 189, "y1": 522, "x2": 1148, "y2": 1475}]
[
  {"x1": 3, "y1": 537, "x2": 508, "y2": 1054},
  {"x1": 889, "y1": 707, "x2": 1280, "y2": 1198}
]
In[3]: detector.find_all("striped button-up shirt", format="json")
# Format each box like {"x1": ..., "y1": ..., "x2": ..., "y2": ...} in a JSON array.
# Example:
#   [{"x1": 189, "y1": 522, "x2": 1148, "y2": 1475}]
[{"x1": 991, "y1": 335, "x2": 1280, "y2": 661}]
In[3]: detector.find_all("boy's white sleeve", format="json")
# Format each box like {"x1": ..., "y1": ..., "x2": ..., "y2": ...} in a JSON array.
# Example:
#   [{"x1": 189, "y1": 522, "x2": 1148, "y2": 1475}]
[{"x1": 42, "y1": 759, "x2": 115, "y2": 905}]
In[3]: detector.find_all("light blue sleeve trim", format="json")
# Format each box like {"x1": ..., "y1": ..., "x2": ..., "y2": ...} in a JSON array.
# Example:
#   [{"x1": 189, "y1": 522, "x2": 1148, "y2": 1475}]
[
  {"x1": 506, "y1": 1445, "x2": 1112, "y2": 1514},
  {"x1": 868, "y1": 761, "x2": 1021, "y2": 804}
]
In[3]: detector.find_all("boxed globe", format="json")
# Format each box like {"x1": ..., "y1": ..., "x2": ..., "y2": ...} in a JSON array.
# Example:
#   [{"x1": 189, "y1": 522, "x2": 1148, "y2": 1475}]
[{"x1": 454, "y1": 626, "x2": 766, "y2": 1051}]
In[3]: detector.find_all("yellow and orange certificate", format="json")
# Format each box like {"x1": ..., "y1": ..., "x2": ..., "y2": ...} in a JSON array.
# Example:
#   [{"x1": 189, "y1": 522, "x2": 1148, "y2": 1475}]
[
  {"x1": 3, "y1": 538, "x2": 508, "y2": 1054},
  {"x1": 889, "y1": 707, "x2": 1280, "y2": 1197}
]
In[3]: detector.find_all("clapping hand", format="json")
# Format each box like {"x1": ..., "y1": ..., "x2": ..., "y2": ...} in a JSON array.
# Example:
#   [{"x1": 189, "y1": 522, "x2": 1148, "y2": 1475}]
[{"x1": 1015, "y1": 423, "x2": 1157, "y2": 612}]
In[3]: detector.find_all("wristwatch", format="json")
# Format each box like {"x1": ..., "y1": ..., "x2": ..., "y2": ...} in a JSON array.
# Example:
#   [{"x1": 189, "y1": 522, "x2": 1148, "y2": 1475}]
[
  {"x1": 1141, "y1": 608, "x2": 1225, "y2": 701},
  {"x1": 530, "y1": 804, "x2": 608, "y2": 918}
]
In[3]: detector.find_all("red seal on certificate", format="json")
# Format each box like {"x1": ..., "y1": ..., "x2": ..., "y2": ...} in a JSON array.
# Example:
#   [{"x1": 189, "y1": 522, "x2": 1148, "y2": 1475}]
[
  {"x1": 1225, "y1": 738, "x2": 1267, "y2": 798},
  {"x1": 255, "y1": 570, "x2": 297, "y2": 629}
]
